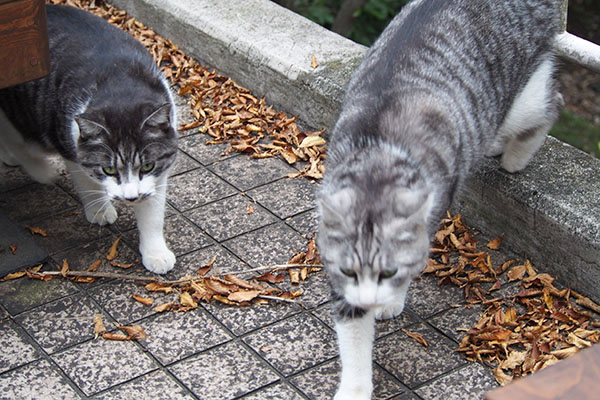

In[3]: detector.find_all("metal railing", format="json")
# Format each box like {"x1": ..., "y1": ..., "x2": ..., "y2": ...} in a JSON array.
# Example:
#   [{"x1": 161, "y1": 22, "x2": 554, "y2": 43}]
[{"x1": 554, "y1": 0, "x2": 600, "y2": 72}]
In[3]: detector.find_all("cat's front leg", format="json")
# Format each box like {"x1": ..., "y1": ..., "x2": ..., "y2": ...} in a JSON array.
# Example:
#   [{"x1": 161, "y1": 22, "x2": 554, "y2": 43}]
[
  {"x1": 66, "y1": 160, "x2": 118, "y2": 225},
  {"x1": 334, "y1": 307, "x2": 376, "y2": 400},
  {"x1": 133, "y1": 174, "x2": 175, "y2": 274},
  {"x1": 375, "y1": 278, "x2": 411, "y2": 320}
]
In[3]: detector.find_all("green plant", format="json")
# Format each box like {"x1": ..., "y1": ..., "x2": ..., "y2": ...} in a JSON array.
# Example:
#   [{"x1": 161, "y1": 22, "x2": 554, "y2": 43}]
[{"x1": 550, "y1": 109, "x2": 600, "y2": 158}]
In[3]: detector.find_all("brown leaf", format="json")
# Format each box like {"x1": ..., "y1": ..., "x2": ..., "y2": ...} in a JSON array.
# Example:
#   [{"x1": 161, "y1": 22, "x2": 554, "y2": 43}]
[
  {"x1": 145, "y1": 282, "x2": 174, "y2": 294},
  {"x1": 60, "y1": 259, "x2": 69, "y2": 278},
  {"x1": 118, "y1": 325, "x2": 148, "y2": 341},
  {"x1": 224, "y1": 274, "x2": 264, "y2": 290},
  {"x1": 154, "y1": 302, "x2": 174, "y2": 313},
  {"x1": 228, "y1": 290, "x2": 261, "y2": 303},
  {"x1": 93, "y1": 314, "x2": 106, "y2": 339},
  {"x1": 507, "y1": 264, "x2": 527, "y2": 281},
  {"x1": 288, "y1": 269, "x2": 300, "y2": 284},
  {"x1": 1, "y1": 271, "x2": 26, "y2": 281},
  {"x1": 9, "y1": 244, "x2": 17, "y2": 255},
  {"x1": 299, "y1": 135, "x2": 326, "y2": 148},
  {"x1": 110, "y1": 261, "x2": 135, "y2": 269},
  {"x1": 87, "y1": 259, "x2": 102, "y2": 272},
  {"x1": 205, "y1": 278, "x2": 233, "y2": 295},
  {"x1": 575, "y1": 295, "x2": 600, "y2": 314},
  {"x1": 102, "y1": 332, "x2": 129, "y2": 341},
  {"x1": 254, "y1": 271, "x2": 285, "y2": 283},
  {"x1": 493, "y1": 366, "x2": 513, "y2": 386},
  {"x1": 180, "y1": 291, "x2": 198, "y2": 308},
  {"x1": 311, "y1": 54, "x2": 318, "y2": 68},
  {"x1": 198, "y1": 255, "x2": 217, "y2": 276},
  {"x1": 132, "y1": 294, "x2": 154, "y2": 306},
  {"x1": 106, "y1": 237, "x2": 121, "y2": 261},
  {"x1": 246, "y1": 204, "x2": 255, "y2": 215},
  {"x1": 486, "y1": 235, "x2": 503, "y2": 250},
  {"x1": 26, "y1": 226, "x2": 48, "y2": 237},
  {"x1": 402, "y1": 328, "x2": 429, "y2": 347}
]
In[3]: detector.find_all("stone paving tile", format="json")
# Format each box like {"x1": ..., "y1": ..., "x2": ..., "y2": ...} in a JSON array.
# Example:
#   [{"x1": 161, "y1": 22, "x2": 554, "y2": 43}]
[
  {"x1": 52, "y1": 234, "x2": 140, "y2": 287},
  {"x1": 170, "y1": 150, "x2": 201, "y2": 177},
  {"x1": 205, "y1": 299, "x2": 301, "y2": 337},
  {"x1": 140, "y1": 308, "x2": 231, "y2": 365},
  {"x1": 223, "y1": 222, "x2": 307, "y2": 268},
  {"x1": 373, "y1": 322, "x2": 467, "y2": 389},
  {"x1": 163, "y1": 244, "x2": 245, "y2": 280},
  {"x1": 178, "y1": 132, "x2": 234, "y2": 165},
  {"x1": 93, "y1": 370, "x2": 195, "y2": 400},
  {"x1": 0, "y1": 320, "x2": 42, "y2": 374},
  {"x1": 31, "y1": 210, "x2": 113, "y2": 255},
  {"x1": 0, "y1": 359, "x2": 81, "y2": 400},
  {"x1": 242, "y1": 382, "x2": 305, "y2": 400},
  {"x1": 121, "y1": 213, "x2": 214, "y2": 257},
  {"x1": 209, "y1": 155, "x2": 296, "y2": 191},
  {"x1": 0, "y1": 273, "x2": 78, "y2": 315},
  {"x1": 285, "y1": 208, "x2": 319, "y2": 237},
  {"x1": 89, "y1": 280, "x2": 178, "y2": 325},
  {"x1": 291, "y1": 358, "x2": 407, "y2": 400},
  {"x1": 405, "y1": 275, "x2": 464, "y2": 319},
  {"x1": 185, "y1": 194, "x2": 277, "y2": 241},
  {"x1": 415, "y1": 363, "x2": 497, "y2": 400},
  {"x1": 247, "y1": 177, "x2": 317, "y2": 219},
  {"x1": 428, "y1": 304, "x2": 482, "y2": 343},
  {"x1": 0, "y1": 165, "x2": 36, "y2": 193},
  {"x1": 243, "y1": 313, "x2": 338, "y2": 377},
  {"x1": 169, "y1": 340, "x2": 279, "y2": 400},
  {"x1": 15, "y1": 293, "x2": 105, "y2": 354},
  {"x1": 0, "y1": 183, "x2": 78, "y2": 223},
  {"x1": 167, "y1": 167, "x2": 237, "y2": 212},
  {"x1": 53, "y1": 338, "x2": 157, "y2": 396}
]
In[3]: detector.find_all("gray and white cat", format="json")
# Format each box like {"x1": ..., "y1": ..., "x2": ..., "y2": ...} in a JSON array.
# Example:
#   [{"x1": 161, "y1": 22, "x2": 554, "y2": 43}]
[
  {"x1": 316, "y1": 0, "x2": 562, "y2": 398},
  {"x1": 0, "y1": 5, "x2": 178, "y2": 274}
]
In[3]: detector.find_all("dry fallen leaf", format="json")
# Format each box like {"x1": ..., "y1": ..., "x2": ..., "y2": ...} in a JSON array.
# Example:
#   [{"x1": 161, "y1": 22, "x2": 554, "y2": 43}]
[
  {"x1": 228, "y1": 290, "x2": 261, "y2": 303},
  {"x1": 26, "y1": 226, "x2": 48, "y2": 237},
  {"x1": 1, "y1": 271, "x2": 26, "y2": 281},
  {"x1": 102, "y1": 332, "x2": 130, "y2": 341},
  {"x1": 154, "y1": 302, "x2": 174, "y2": 313},
  {"x1": 180, "y1": 291, "x2": 198, "y2": 308},
  {"x1": 110, "y1": 261, "x2": 135, "y2": 269},
  {"x1": 402, "y1": 328, "x2": 429, "y2": 347},
  {"x1": 311, "y1": 54, "x2": 318, "y2": 68},
  {"x1": 87, "y1": 259, "x2": 102, "y2": 272},
  {"x1": 9, "y1": 245, "x2": 17, "y2": 255},
  {"x1": 60, "y1": 259, "x2": 69, "y2": 278},
  {"x1": 246, "y1": 204, "x2": 255, "y2": 215},
  {"x1": 93, "y1": 314, "x2": 106, "y2": 339},
  {"x1": 132, "y1": 294, "x2": 154, "y2": 306},
  {"x1": 106, "y1": 237, "x2": 121, "y2": 261},
  {"x1": 118, "y1": 324, "x2": 148, "y2": 341},
  {"x1": 486, "y1": 235, "x2": 503, "y2": 250}
]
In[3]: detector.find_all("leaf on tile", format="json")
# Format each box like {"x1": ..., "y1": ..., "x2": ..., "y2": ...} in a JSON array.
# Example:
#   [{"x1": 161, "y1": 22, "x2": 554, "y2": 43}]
[
  {"x1": 87, "y1": 259, "x2": 102, "y2": 272},
  {"x1": 154, "y1": 302, "x2": 174, "y2": 313},
  {"x1": 486, "y1": 235, "x2": 503, "y2": 250},
  {"x1": 1, "y1": 271, "x2": 26, "y2": 281},
  {"x1": 106, "y1": 237, "x2": 121, "y2": 261},
  {"x1": 26, "y1": 226, "x2": 48, "y2": 237},
  {"x1": 9, "y1": 244, "x2": 17, "y2": 255},
  {"x1": 60, "y1": 259, "x2": 69, "y2": 278},
  {"x1": 132, "y1": 294, "x2": 154, "y2": 306},
  {"x1": 402, "y1": 329, "x2": 429, "y2": 347},
  {"x1": 93, "y1": 314, "x2": 106, "y2": 339},
  {"x1": 198, "y1": 255, "x2": 217, "y2": 276},
  {"x1": 228, "y1": 290, "x2": 261, "y2": 303},
  {"x1": 246, "y1": 204, "x2": 255, "y2": 215},
  {"x1": 180, "y1": 291, "x2": 198, "y2": 308}
]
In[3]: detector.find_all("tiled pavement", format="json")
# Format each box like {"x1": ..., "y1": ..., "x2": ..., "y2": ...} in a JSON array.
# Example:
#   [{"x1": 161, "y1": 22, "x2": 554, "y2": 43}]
[{"x1": 0, "y1": 94, "x2": 507, "y2": 399}]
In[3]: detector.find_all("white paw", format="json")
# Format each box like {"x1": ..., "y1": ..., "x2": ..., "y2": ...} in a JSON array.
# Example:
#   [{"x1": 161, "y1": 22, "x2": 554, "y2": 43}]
[
  {"x1": 375, "y1": 303, "x2": 405, "y2": 321},
  {"x1": 85, "y1": 203, "x2": 118, "y2": 226},
  {"x1": 334, "y1": 385, "x2": 372, "y2": 400},
  {"x1": 141, "y1": 245, "x2": 176, "y2": 274}
]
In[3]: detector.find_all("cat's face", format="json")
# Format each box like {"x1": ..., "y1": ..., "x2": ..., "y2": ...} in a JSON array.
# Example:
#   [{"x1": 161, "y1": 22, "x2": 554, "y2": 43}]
[
  {"x1": 317, "y1": 186, "x2": 432, "y2": 310},
  {"x1": 73, "y1": 103, "x2": 178, "y2": 203}
]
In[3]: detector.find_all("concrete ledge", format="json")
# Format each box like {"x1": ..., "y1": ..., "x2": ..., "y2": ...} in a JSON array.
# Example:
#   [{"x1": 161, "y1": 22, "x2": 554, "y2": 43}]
[{"x1": 108, "y1": 0, "x2": 600, "y2": 301}]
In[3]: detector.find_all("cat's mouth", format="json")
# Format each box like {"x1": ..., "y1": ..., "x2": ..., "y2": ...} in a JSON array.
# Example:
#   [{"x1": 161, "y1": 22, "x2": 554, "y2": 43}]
[{"x1": 114, "y1": 193, "x2": 152, "y2": 204}]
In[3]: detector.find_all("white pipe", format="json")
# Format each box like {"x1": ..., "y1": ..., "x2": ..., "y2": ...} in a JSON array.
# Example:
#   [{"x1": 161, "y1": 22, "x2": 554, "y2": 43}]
[{"x1": 553, "y1": 32, "x2": 600, "y2": 73}]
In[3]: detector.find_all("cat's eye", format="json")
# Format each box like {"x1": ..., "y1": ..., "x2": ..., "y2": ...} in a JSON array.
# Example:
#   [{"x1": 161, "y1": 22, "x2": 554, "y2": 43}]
[
  {"x1": 379, "y1": 268, "x2": 398, "y2": 280},
  {"x1": 102, "y1": 166, "x2": 118, "y2": 176},
  {"x1": 340, "y1": 268, "x2": 357, "y2": 279},
  {"x1": 140, "y1": 162, "x2": 155, "y2": 173}
]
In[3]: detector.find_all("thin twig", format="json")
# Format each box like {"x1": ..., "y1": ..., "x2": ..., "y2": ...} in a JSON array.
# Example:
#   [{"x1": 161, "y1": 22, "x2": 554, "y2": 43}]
[{"x1": 38, "y1": 270, "x2": 159, "y2": 282}]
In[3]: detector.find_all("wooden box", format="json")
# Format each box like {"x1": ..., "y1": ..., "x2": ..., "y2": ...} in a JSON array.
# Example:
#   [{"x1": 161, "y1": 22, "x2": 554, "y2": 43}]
[{"x1": 0, "y1": 0, "x2": 50, "y2": 89}]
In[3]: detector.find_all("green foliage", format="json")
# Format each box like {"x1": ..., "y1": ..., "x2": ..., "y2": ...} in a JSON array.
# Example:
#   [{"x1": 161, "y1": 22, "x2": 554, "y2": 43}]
[
  {"x1": 282, "y1": 0, "x2": 409, "y2": 45},
  {"x1": 550, "y1": 110, "x2": 600, "y2": 158}
]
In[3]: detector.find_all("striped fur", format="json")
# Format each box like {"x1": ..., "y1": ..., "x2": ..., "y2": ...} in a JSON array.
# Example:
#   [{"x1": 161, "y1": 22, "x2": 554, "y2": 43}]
[
  {"x1": 0, "y1": 5, "x2": 178, "y2": 274},
  {"x1": 317, "y1": 0, "x2": 562, "y2": 398}
]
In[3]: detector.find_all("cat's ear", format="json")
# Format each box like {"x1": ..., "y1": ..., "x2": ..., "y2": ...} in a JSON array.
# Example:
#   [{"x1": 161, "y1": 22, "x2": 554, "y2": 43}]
[
  {"x1": 393, "y1": 188, "x2": 433, "y2": 220},
  {"x1": 74, "y1": 115, "x2": 108, "y2": 142},
  {"x1": 141, "y1": 103, "x2": 172, "y2": 130},
  {"x1": 318, "y1": 187, "x2": 355, "y2": 230}
]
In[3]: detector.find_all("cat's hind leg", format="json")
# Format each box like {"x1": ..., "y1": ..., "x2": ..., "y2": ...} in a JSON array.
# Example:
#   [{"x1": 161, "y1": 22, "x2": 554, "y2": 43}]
[
  {"x1": 65, "y1": 160, "x2": 118, "y2": 226},
  {"x1": 493, "y1": 56, "x2": 562, "y2": 173},
  {"x1": 0, "y1": 109, "x2": 60, "y2": 183}
]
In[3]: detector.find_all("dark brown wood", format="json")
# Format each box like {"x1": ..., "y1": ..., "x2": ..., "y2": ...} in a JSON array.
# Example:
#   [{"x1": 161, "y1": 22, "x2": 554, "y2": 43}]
[
  {"x1": 0, "y1": 0, "x2": 50, "y2": 88},
  {"x1": 485, "y1": 344, "x2": 600, "y2": 400}
]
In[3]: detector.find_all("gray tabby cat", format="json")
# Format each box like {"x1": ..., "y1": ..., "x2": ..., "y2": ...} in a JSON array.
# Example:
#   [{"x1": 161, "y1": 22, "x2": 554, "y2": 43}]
[
  {"x1": 316, "y1": 0, "x2": 562, "y2": 398},
  {"x1": 0, "y1": 5, "x2": 178, "y2": 274}
]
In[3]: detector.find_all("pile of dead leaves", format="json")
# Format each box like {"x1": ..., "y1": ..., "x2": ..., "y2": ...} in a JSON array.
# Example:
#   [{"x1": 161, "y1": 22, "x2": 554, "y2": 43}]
[
  {"x1": 424, "y1": 213, "x2": 600, "y2": 385},
  {"x1": 47, "y1": 0, "x2": 326, "y2": 179}
]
